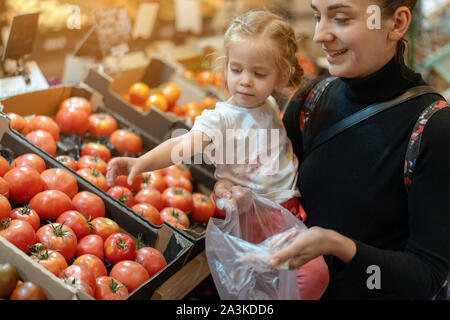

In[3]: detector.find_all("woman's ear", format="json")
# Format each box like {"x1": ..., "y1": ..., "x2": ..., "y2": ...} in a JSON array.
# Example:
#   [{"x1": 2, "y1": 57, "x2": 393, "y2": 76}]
[{"x1": 388, "y1": 6, "x2": 412, "y2": 41}]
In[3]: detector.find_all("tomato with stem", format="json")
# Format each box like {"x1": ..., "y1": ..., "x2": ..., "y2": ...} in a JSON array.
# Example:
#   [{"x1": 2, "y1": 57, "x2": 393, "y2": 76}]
[
  {"x1": 104, "y1": 233, "x2": 136, "y2": 264},
  {"x1": 10, "y1": 205, "x2": 40, "y2": 231},
  {"x1": 36, "y1": 222, "x2": 78, "y2": 262},
  {"x1": 30, "y1": 243, "x2": 68, "y2": 276},
  {"x1": 95, "y1": 276, "x2": 129, "y2": 300}
]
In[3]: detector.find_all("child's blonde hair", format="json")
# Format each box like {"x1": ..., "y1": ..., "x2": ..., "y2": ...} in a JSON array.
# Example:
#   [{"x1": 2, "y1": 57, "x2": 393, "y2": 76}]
[{"x1": 216, "y1": 10, "x2": 303, "y2": 90}]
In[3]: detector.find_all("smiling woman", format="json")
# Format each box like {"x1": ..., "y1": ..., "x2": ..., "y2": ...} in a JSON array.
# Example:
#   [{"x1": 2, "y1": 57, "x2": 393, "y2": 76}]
[{"x1": 214, "y1": 0, "x2": 450, "y2": 300}]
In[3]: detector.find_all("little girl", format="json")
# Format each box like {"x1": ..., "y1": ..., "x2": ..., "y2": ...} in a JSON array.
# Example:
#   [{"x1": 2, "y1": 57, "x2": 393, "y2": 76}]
[{"x1": 106, "y1": 10, "x2": 329, "y2": 300}]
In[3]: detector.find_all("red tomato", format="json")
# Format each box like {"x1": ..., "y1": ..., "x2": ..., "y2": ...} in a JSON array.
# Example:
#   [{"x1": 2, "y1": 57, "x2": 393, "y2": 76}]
[
  {"x1": 41, "y1": 168, "x2": 78, "y2": 198},
  {"x1": 56, "y1": 210, "x2": 93, "y2": 241},
  {"x1": 134, "y1": 187, "x2": 164, "y2": 211},
  {"x1": 162, "y1": 187, "x2": 193, "y2": 213},
  {"x1": 76, "y1": 234, "x2": 104, "y2": 260},
  {"x1": 72, "y1": 191, "x2": 105, "y2": 220},
  {"x1": 109, "y1": 260, "x2": 150, "y2": 293},
  {"x1": 3, "y1": 166, "x2": 46, "y2": 204},
  {"x1": 109, "y1": 129, "x2": 142, "y2": 155},
  {"x1": 55, "y1": 155, "x2": 78, "y2": 171},
  {"x1": 59, "y1": 97, "x2": 93, "y2": 116},
  {"x1": 88, "y1": 113, "x2": 118, "y2": 137},
  {"x1": 0, "y1": 219, "x2": 36, "y2": 253},
  {"x1": 10, "y1": 205, "x2": 40, "y2": 231},
  {"x1": 72, "y1": 254, "x2": 107, "y2": 278},
  {"x1": 141, "y1": 172, "x2": 167, "y2": 193},
  {"x1": 0, "y1": 155, "x2": 9, "y2": 177},
  {"x1": 25, "y1": 130, "x2": 57, "y2": 155},
  {"x1": 107, "y1": 186, "x2": 134, "y2": 208},
  {"x1": 136, "y1": 247, "x2": 167, "y2": 277},
  {"x1": 145, "y1": 93, "x2": 168, "y2": 112},
  {"x1": 191, "y1": 193, "x2": 215, "y2": 222},
  {"x1": 159, "y1": 82, "x2": 181, "y2": 107},
  {"x1": 104, "y1": 233, "x2": 136, "y2": 265},
  {"x1": 160, "y1": 207, "x2": 190, "y2": 229},
  {"x1": 197, "y1": 70, "x2": 214, "y2": 86},
  {"x1": 9, "y1": 281, "x2": 47, "y2": 300},
  {"x1": 81, "y1": 142, "x2": 111, "y2": 162},
  {"x1": 77, "y1": 155, "x2": 107, "y2": 175},
  {"x1": 210, "y1": 193, "x2": 225, "y2": 219},
  {"x1": 0, "y1": 177, "x2": 9, "y2": 198},
  {"x1": 114, "y1": 174, "x2": 142, "y2": 193},
  {"x1": 0, "y1": 196, "x2": 11, "y2": 221},
  {"x1": 28, "y1": 115, "x2": 60, "y2": 141},
  {"x1": 77, "y1": 168, "x2": 108, "y2": 191},
  {"x1": 164, "y1": 174, "x2": 193, "y2": 192},
  {"x1": 95, "y1": 276, "x2": 129, "y2": 300},
  {"x1": 36, "y1": 223, "x2": 78, "y2": 261},
  {"x1": 90, "y1": 217, "x2": 120, "y2": 241},
  {"x1": 30, "y1": 244, "x2": 68, "y2": 276},
  {"x1": 165, "y1": 163, "x2": 191, "y2": 180},
  {"x1": 132, "y1": 203, "x2": 164, "y2": 226},
  {"x1": 56, "y1": 106, "x2": 90, "y2": 136},
  {"x1": 7, "y1": 113, "x2": 29, "y2": 135},
  {"x1": 10, "y1": 153, "x2": 46, "y2": 173},
  {"x1": 59, "y1": 265, "x2": 96, "y2": 297},
  {"x1": 128, "y1": 82, "x2": 150, "y2": 105},
  {"x1": 29, "y1": 190, "x2": 74, "y2": 220}
]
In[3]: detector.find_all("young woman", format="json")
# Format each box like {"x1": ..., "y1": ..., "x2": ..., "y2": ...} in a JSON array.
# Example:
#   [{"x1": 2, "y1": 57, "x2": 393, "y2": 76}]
[{"x1": 215, "y1": 0, "x2": 450, "y2": 299}]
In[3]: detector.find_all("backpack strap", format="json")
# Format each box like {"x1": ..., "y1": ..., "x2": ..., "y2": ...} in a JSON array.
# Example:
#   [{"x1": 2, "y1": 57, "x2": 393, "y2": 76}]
[
  {"x1": 404, "y1": 100, "x2": 449, "y2": 191},
  {"x1": 300, "y1": 77, "x2": 336, "y2": 131}
]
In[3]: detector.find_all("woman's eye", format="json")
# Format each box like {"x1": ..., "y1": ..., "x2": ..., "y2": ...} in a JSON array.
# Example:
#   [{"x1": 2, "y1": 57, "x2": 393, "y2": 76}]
[
  {"x1": 313, "y1": 14, "x2": 321, "y2": 22},
  {"x1": 255, "y1": 72, "x2": 266, "y2": 78},
  {"x1": 231, "y1": 68, "x2": 240, "y2": 73},
  {"x1": 334, "y1": 17, "x2": 349, "y2": 24}
]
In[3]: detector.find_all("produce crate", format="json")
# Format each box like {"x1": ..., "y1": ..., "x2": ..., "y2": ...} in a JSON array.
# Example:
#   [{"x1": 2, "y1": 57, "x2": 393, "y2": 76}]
[
  {"x1": 83, "y1": 59, "x2": 220, "y2": 262},
  {"x1": 84, "y1": 57, "x2": 191, "y2": 141},
  {"x1": 0, "y1": 112, "x2": 193, "y2": 300},
  {"x1": 0, "y1": 84, "x2": 211, "y2": 264}
]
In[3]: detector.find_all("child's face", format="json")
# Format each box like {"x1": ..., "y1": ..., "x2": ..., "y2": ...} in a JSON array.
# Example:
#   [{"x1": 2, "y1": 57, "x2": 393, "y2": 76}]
[
  {"x1": 311, "y1": 0, "x2": 397, "y2": 78},
  {"x1": 226, "y1": 38, "x2": 282, "y2": 108}
]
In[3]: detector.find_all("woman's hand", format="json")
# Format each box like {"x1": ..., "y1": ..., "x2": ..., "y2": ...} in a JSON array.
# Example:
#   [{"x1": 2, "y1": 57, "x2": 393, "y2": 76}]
[
  {"x1": 106, "y1": 157, "x2": 140, "y2": 187},
  {"x1": 270, "y1": 227, "x2": 357, "y2": 269}
]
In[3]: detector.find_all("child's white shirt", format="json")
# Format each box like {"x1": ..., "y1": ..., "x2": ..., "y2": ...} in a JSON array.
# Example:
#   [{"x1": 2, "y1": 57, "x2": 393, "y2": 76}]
[{"x1": 191, "y1": 96, "x2": 300, "y2": 203}]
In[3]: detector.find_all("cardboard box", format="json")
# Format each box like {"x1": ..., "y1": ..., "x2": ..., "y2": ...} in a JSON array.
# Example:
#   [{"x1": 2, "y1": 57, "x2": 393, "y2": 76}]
[
  {"x1": 0, "y1": 236, "x2": 89, "y2": 300},
  {"x1": 0, "y1": 112, "x2": 193, "y2": 300}
]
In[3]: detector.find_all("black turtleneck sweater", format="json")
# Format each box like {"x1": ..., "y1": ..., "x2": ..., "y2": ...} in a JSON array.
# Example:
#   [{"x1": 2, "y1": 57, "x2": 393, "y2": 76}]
[{"x1": 283, "y1": 58, "x2": 450, "y2": 299}]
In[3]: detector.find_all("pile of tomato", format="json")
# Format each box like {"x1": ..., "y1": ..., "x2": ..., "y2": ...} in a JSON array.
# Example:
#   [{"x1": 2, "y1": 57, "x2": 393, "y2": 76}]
[
  {"x1": 0, "y1": 152, "x2": 168, "y2": 300},
  {"x1": 108, "y1": 163, "x2": 225, "y2": 231},
  {"x1": 7, "y1": 96, "x2": 224, "y2": 231},
  {"x1": 121, "y1": 81, "x2": 219, "y2": 125}
]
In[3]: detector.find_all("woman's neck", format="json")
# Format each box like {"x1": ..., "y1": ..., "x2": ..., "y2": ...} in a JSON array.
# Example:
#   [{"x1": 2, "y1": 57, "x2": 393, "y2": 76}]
[{"x1": 339, "y1": 57, "x2": 421, "y2": 105}]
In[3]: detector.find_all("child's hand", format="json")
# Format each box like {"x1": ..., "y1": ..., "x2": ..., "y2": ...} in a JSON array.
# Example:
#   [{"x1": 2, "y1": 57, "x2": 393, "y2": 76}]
[
  {"x1": 106, "y1": 157, "x2": 140, "y2": 187},
  {"x1": 213, "y1": 179, "x2": 235, "y2": 200}
]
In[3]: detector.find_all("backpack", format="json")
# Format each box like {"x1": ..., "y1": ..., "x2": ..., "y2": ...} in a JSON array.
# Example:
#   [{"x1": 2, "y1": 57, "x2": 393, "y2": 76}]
[{"x1": 298, "y1": 77, "x2": 449, "y2": 191}]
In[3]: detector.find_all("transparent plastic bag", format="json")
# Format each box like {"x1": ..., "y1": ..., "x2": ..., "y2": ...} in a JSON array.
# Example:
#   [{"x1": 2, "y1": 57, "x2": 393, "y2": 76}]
[{"x1": 205, "y1": 186, "x2": 307, "y2": 300}]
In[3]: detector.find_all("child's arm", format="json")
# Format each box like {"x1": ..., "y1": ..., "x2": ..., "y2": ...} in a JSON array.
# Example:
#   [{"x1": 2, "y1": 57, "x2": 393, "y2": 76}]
[{"x1": 107, "y1": 130, "x2": 211, "y2": 186}]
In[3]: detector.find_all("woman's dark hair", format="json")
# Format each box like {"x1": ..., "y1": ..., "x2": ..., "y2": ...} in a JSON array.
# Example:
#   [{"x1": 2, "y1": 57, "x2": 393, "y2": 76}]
[{"x1": 377, "y1": 0, "x2": 418, "y2": 64}]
